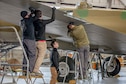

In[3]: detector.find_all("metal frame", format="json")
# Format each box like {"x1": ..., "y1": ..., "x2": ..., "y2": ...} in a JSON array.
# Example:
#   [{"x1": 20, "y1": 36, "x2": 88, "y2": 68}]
[
  {"x1": 0, "y1": 26, "x2": 29, "y2": 84},
  {"x1": 91, "y1": 51, "x2": 104, "y2": 79},
  {"x1": 58, "y1": 50, "x2": 93, "y2": 84}
]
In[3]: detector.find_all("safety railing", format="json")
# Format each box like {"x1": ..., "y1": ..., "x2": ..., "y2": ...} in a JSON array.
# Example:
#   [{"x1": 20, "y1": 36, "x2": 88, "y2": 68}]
[{"x1": 0, "y1": 26, "x2": 29, "y2": 84}]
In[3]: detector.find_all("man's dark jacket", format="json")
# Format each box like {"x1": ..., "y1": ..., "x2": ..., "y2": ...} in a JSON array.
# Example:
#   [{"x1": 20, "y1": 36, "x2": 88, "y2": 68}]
[
  {"x1": 33, "y1": 9, "x2": 55, "y2": 41},
  {"x1": 50, "y1": 48, "x2": 59, "y2": 71}
]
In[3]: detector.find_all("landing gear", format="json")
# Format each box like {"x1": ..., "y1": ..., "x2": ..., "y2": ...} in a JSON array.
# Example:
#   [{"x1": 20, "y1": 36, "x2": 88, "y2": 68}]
[
  {"x1": 57, "y1": 56, "x2": 75, "y2": 83},
  {"x1": 103, "y1": 56, "x2": 121, "y2": 76}
]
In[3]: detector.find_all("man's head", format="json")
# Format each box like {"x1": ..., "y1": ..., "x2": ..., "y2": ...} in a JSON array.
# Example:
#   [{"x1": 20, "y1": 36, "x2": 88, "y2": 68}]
[
  {"x1": 67, "y1": 22, "x2": 75, "y2": 30},
  {"x1": 51, "y1": 40, "x2": 59, "y2": 48},
  {"x1": 20, "y1": 11, "x2": 29, "y2": 18},
  {"x1": 35, "y1": 10, "x2": 42, "y2": 18}
]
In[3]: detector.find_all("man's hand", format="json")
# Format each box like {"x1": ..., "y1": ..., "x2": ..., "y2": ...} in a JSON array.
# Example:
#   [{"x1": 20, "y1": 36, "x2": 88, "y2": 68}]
[
  {"x1": 29, "y1": 7, "x2": 36, "y2": 14},
  {"x1": 52, "y1": 7, "x2": 56, "y2": 11}
]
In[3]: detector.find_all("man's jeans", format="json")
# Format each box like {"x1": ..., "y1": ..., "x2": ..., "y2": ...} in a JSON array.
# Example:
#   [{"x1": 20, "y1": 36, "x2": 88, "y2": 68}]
[
  {"x1": 50, "y1": 67, "x2": 58, "y2": 84},
  {"x1": 77, "y1": 45, "x2": 90, "y2": 77},
  {"x1": 33, "y1": 41, "x2": 47, "y2": 72},
  {"x1": 23, "y1": 39, "x2": 36, "y2": 72}
]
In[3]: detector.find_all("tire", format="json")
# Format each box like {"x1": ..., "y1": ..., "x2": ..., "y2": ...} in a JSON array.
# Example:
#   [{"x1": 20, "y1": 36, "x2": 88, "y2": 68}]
[
  {"x1": 103, "y1": 56, "x2": 121, "y2": 76},
  {"x1": 57, "y1": 56, "x2": 75, "y2": 83}
]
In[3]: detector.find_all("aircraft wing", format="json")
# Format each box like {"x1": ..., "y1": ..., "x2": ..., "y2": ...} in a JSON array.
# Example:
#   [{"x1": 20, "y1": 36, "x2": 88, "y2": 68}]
[
  {"x1": 73, "y1": 9, "x2": 126, "y2": 34},
  {"x1": 1, "y1": 0, "x2": 126, "y2": 54}
]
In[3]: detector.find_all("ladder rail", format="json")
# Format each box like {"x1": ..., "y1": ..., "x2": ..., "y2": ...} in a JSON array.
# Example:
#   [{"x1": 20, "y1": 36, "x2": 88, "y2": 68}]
[{"x1": 0, "y1": 26, "x2": 29, "y2": 83}]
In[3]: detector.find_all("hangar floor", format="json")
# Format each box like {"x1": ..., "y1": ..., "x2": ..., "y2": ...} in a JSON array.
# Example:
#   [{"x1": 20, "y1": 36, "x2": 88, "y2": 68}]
[{"x1": 1, "y1": 65, "x2": 126, "y2": 84}]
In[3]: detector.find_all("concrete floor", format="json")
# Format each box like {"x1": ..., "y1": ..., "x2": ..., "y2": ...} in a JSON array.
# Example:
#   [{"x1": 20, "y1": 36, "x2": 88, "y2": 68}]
[{"x1": 0, "y1": 66, "x2": 126, "y2": 84}]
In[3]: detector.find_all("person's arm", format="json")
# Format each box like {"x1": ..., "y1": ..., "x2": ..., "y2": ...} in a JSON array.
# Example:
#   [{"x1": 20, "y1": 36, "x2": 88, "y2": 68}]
[
  {"x1": 29, "y1": 7, "x2": 36, "y2": 19},
  {"x1": 20, "y1": 19, "x2": 26, "y2": 32},
  {"x1": 51, "y1": 7, "x2": 56, "y2": 20},
  {"x1": 79, "y1": 25, "x2": 85, "y2": 30},
  {"x1": 43, "y1": 7, "x2": 56, "y2": 24},
  {"x1": 29, "y1": 7, "x2": 36, "y2": 14}
]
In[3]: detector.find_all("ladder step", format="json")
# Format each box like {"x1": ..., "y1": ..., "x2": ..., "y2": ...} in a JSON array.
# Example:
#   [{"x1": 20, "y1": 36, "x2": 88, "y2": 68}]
[{"x1": 18, "y1": 75, "x2": 43, "y2": 79}]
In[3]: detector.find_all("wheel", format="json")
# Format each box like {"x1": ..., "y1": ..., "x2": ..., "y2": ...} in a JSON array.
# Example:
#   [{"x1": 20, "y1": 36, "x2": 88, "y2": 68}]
[
  {"x1": 57, "y1": 56, "x2": 75, "y2": 83},
  {"x1": 103, "y1": 56, "x2": 121, "y2": 76}
]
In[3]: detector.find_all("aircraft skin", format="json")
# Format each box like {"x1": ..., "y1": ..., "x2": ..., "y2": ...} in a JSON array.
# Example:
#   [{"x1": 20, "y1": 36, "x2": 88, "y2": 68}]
[
  {"x1": 73, "y1": 9, "x2": 126, "y2": 34},
  {"x1": 1, "y1": 0, "x2": 126, "y2": 55}
]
